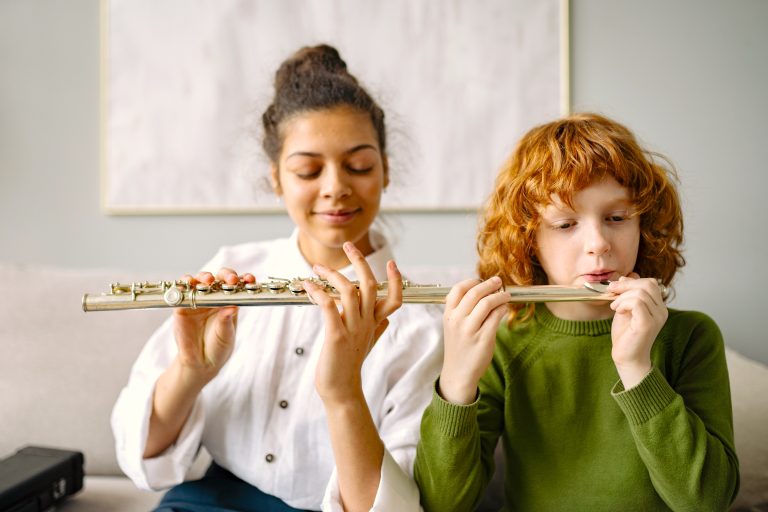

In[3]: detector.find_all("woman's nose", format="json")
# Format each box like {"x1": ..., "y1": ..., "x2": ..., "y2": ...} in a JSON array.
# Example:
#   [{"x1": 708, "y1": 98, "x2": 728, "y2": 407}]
[{"x1": 320, "y1": 166, "x2": 352, "y2": 199}]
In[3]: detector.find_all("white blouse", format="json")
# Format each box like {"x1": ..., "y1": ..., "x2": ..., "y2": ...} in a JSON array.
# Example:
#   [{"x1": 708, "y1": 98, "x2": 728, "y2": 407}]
[{"x1": 111, "y1": 230, "x2": 444, "y2": 511}]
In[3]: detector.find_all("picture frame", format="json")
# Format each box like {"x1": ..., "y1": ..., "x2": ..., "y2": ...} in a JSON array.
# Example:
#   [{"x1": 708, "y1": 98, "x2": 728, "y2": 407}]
[{"x1": 101, "y1": 0, "x2": 569, "y2": 213}]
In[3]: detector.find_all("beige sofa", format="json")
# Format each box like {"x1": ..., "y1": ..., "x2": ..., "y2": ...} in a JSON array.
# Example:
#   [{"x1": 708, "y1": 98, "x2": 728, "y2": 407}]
[{"x1": 1, "y1": 262, "x2": 766, "y2": 511}]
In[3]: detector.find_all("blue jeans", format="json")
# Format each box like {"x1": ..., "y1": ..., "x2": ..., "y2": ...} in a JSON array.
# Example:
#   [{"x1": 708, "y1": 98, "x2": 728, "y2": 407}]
[{"x1": 154, "y1": 463, "x2": 318, "y2": 512}]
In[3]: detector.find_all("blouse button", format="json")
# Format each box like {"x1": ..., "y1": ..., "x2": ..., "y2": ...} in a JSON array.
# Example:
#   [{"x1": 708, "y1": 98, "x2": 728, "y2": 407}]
[
  {"x1": 295, "y1": 347, "x2": 304, "y2": 356},
  {"x1": 279, "y1": 400, "x2": 289, "y2": 409},
  {"x1": 265, "y1": 453, "x2": 275, "y2": 463}
]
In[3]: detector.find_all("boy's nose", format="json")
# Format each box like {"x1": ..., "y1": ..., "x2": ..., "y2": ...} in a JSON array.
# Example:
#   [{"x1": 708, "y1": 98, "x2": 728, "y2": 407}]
[{"x1": 585, "y1": 224, "x2": 611, "y2": 255}]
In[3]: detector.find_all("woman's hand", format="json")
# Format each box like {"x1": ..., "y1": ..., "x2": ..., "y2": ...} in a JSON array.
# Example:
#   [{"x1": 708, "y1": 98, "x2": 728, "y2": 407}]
[
  {"x1": 438, "y1": 277, "x2": 510, "y2": 405},
  {"x1": 171, "y1": 268, "x2": 254, "y2": 384},
  {"x1": 608, "y1": 273, "x2": 669, "y2": 389},
  {"x1": 304, "y1": 242, "x2": 402, "y2": 406},
  {"x1": 145, "y1": 267, "x2": 255, "y2": 458}
]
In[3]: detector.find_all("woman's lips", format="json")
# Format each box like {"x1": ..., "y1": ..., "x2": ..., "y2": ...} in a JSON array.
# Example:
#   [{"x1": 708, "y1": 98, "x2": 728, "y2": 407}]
[{"x1": 314, "y1": 208, "x2": 361, "y2": 225}]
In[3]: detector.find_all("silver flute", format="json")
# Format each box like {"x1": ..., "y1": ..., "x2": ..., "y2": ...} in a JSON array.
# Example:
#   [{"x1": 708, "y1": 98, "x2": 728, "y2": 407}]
[{"x1": 82, "y1": 277, "x2": 614, "y2": 312}]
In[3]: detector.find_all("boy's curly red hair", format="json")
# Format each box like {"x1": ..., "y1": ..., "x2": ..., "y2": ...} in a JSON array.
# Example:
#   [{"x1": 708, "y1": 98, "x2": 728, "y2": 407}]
[{"x1": 477, "y1": 113, "x2": 685, "y2": 324}]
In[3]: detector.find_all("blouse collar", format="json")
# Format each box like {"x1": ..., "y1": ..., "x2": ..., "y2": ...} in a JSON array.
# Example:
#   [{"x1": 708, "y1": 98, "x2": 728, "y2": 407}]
[{"x1": 265, "y1": 228, "x2": 393, "y2": 283}]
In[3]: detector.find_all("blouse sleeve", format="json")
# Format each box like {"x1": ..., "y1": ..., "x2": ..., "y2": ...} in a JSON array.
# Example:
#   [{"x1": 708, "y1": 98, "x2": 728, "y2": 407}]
[
  {"x1": 110, "y1": 249, "x2": 229, "y2": 490},
  {"x1": 110, "y1": 317, "x2": 208, "y2": 490},
  {"x1": 322, "y1": 304, "x2": 444, "y2": 511}
]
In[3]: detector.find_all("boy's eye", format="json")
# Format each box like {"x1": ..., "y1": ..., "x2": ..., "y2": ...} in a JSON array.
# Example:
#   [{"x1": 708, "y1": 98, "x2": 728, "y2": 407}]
[
  {"x1": 607, "y1": 214, "x2": 626, "y2": 222},
  {"x1": 554, "y1": 222, "x2": 573, "y2": 230}
]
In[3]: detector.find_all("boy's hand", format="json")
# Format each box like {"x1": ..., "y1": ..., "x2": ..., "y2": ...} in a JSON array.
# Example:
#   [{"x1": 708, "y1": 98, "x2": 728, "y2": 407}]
[
  {"x1": 438, "y1": 277, "x2": 509, "y2": 405},
  {"x1": 608, "y1": 274, "x2": 668, "y2": 389}
]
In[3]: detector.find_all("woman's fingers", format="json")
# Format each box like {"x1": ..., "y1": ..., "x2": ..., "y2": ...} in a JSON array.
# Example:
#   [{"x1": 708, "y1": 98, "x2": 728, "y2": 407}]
[
  {"x1": 313, "y1": 263, "x2": 361, "y2": 329},
  {"x1": 342, "y1": 242, "x2": 378, "y2": 318},
  {"x1": 184, "y1": 268, "x2": 257, "y2": 289},
  {"x1": 303, "y1": 279, "x2": 345, "y2": 333},
  {"x1": 373, "y1": 318, "x2": 390, "y2": 344},
  {"x1": 374, "y1": 260, "x2": 403, "y2": 324},
  {"x1": 181, "y1": 272, "x2": 209, "y2": 287},
  {"x1": 215, "y1": 267, "x2": 240, "y2": 285}
]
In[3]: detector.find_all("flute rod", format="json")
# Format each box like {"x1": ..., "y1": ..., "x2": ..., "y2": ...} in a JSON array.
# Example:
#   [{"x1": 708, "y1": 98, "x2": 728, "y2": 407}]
[{"x1": 82, "y1": 280, "x2": 614, "y2": 312}]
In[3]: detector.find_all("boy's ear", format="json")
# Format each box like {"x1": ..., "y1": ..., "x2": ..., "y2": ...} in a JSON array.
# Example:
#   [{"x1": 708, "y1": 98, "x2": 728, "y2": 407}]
[{"x1": 270, "y1": 164, "x2": 282, "y2": 196}]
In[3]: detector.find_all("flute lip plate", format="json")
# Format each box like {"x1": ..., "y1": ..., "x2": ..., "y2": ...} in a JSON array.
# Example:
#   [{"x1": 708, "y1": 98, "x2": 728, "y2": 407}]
[{"x1": 583, "y1": 280, "x2": 611, "y2": 293}]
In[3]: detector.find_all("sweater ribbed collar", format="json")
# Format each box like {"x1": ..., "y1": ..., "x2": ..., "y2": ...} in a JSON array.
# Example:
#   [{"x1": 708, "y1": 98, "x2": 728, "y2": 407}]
[{"x1": 535, "y1": 304, "x2": 613, "y2": 336}]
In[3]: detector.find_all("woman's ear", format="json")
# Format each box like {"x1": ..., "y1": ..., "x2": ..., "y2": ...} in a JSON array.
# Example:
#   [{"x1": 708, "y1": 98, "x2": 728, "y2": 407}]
[
  {"x1": 382, "y1": 155, "x2": 390, "y2": 189},
  {"x1": 270, "y1": 164, "x2": 282, "y2": 196}
]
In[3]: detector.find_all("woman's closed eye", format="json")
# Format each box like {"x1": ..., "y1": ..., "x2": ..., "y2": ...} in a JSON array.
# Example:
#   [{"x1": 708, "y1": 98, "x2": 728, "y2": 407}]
[
  {"x1": 345, "y1": 164, "x2": 374, "y2": 175},
  {"x1": 294, "y1": 169, "x2": 321, "y2": 180}
]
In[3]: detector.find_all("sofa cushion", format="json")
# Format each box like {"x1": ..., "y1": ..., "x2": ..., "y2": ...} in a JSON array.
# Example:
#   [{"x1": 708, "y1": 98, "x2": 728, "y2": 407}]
[
  {"x1": 727, "y1": 347, "x2": 768, "y2": 509},
  {"x1": 0, "y1": 262, "x2": 168, "y2": 476},
  {"x1": 56, "y1": 476, "x2": 162, "y2": 511}
]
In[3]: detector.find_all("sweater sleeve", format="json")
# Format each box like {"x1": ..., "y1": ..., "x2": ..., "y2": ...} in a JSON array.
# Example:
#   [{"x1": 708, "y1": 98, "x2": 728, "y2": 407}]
[
  {"x1": 414, "y1": 357, "x2": 505, "y2": 512},
  {"x1": 611, "y1": 312, "x2": 739, "y2": 511}
]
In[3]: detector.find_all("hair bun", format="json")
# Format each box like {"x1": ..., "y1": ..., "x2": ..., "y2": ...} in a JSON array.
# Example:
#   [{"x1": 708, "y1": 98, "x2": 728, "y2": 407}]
[
  {"x1": 262, "y1": 44, "x2": 386, "y2": 162},
  {"x1": 295, "y1": 44, "x2": 348, "y2": 74},
  {"x1": 275, "y1": 44, "x2": 352, "y2": 91}
]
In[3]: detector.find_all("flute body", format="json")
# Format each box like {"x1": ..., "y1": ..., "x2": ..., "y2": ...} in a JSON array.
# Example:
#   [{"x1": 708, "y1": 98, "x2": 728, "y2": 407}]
[{"x1": 82, "y1": 278, "x2": 614, "y2": 312}]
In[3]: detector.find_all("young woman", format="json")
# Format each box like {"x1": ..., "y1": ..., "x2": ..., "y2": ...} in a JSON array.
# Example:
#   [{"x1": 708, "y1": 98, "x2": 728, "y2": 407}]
[
  {"x1": 112, "y1": 45, "x2": 443, "y2": 512},
  {"x1": 414, "y1": 113, "x2": 739, "y2": 511}
]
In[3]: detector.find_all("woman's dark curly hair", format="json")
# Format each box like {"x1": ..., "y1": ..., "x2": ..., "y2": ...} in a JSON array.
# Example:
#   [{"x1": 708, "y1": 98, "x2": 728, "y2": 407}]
[
  {"x1": 261, "y1": 44, "x2": 386, "y2": 163},
  {"x1": 477, "y1": 113, "x2": 685, "y2": 325}
]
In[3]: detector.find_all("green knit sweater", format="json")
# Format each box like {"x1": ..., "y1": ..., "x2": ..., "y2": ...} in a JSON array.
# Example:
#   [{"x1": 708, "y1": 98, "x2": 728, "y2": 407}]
[{"x1": 414, "y1": 305, "x2": 739, "y2": 512}]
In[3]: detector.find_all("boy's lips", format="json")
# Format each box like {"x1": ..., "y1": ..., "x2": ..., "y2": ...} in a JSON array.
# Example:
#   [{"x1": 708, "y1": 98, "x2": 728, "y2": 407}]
[{"x1": 583, "y1": 271, "x2": 614, "y2": 282}]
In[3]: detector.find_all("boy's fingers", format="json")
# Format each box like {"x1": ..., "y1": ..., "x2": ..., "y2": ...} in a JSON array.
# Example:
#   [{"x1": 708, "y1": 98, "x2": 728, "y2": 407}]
[
  {"x1": 479, "y1": 303, "x2": 508, "y2": 339},
  {"x1": 455, "y1": 277, "x2": 504, "y2": 318},
  {"x1": 467, "y1": 290, "x2": 511, "y2": 331},
  {"x1": 446, "y1": 278, "x2": 484, "y2": 310}
]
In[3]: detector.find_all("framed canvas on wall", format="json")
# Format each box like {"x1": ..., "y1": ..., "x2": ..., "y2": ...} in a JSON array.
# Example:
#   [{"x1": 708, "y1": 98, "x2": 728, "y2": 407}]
[{"x1": 101, "y1": 0, "x2": 569, "y2": 213}]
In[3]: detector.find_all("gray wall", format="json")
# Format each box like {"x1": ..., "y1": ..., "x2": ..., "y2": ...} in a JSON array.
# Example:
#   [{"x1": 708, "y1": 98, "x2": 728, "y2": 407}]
[{"x1": 1, "y1": 0, "x2": 766, "y2": 364}]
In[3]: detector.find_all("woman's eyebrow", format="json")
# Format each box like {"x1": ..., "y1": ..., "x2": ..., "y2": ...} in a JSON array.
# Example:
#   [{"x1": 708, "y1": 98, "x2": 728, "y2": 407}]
[
  {"x1": 344, "y1": 144, "x2": 378, "y2": 155},
  {"x1": 285, "y1": 152, "x2": 317, "y2": 162},
  {"x1": 285, "y1": 144, "x2": 378, "y2": 161}
]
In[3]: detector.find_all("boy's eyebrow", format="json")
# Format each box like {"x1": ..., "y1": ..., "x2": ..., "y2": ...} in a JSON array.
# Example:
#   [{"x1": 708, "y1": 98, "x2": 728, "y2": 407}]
[
  {"x1": 544, "y1": 196, "x2": 632, "y2": 213},
  {"x1": 602, "y1": 197, "x2": 633, "y2": 208}
]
